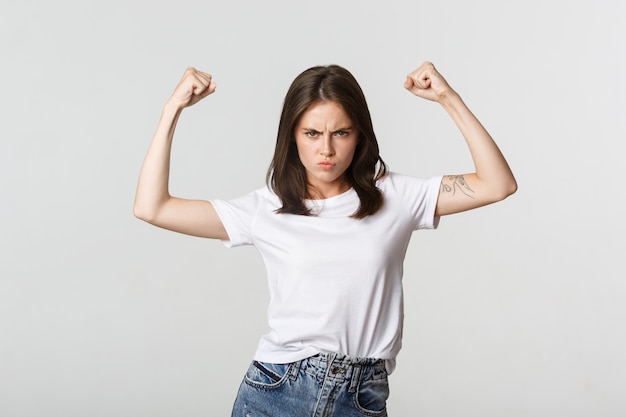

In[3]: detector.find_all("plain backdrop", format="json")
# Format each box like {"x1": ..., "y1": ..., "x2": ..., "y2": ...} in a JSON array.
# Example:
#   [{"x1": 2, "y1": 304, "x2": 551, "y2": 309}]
[{"x1": 1, "y1": 0, "x2": 625, "y2": 416}]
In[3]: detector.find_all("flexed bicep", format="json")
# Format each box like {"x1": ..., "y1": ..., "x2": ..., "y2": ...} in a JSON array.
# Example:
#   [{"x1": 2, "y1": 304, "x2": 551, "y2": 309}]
[
  {"x1": 139, "y1": 198, "x2": 229, "y2": 240},
  {"x1": 435, "y1": 173, "x2": 513, "y2": 216}
]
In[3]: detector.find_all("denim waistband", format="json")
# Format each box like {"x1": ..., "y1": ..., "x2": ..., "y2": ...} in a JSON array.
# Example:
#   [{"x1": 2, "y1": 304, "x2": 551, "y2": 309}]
[
  {"x1": 308, "y1": 352, "x2": 384, "y2": 367},
  {"x1": 299, "y1": 352, "x2": 386, "y2": 385}
]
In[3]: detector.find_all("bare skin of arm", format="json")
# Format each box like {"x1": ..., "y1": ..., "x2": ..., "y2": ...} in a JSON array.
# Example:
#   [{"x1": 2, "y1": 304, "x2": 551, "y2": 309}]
[
  {"x1": 133, "y1": 68, "x2": 228, "y2": 240},
  {"x1": 404, "y1": 62, "x2": 517, "y2": 216}
]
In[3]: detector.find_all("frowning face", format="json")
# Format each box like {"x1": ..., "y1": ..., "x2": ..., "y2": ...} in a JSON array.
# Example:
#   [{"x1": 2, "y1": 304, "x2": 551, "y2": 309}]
[{"x1": 294, "y1": 100, "x2": 358, "y2": 199}]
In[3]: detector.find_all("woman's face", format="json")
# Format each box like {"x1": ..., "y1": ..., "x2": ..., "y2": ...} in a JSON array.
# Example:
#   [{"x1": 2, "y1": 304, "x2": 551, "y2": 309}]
[{"x1": 294, "y1": 100, "x2": 358, "y2": 199}]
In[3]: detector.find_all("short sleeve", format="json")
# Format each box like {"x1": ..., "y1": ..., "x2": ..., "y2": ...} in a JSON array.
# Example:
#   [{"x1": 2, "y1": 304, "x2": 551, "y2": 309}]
[
  {"x1": 210, "y1": 190, "x2": 263, "y2": 248},
  {"x1": 384, "y1": 173, "x2": 443, "y2": 230}
]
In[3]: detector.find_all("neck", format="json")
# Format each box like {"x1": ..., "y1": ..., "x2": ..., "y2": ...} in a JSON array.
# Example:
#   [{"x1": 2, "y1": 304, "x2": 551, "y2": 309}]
[{"x1": 306, "y1": 181, "x2": 351, "y2": 200}]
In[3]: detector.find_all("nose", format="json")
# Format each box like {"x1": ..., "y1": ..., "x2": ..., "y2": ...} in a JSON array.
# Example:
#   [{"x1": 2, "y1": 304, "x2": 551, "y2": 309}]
[{"x1": 320, "y1": 134, "x2": 335, "y2": 157}]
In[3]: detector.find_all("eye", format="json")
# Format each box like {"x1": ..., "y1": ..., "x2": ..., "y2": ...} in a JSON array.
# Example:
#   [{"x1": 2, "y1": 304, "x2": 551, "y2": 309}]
[
  {"x1": 305, "y1": 131, "x2": 319, "y2": 138},
  {"x1": 334, "y1": 130, "x2": 350, "y2": 137}
]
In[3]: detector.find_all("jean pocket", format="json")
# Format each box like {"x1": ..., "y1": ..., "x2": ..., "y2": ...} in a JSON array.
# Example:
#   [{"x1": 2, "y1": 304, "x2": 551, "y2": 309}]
[
  {"x1": 354, "y1": 375, "x2": 389, "y2": 416},
  {"x1": 244, "y1": 360, "x2": 294, "y2": 390}
]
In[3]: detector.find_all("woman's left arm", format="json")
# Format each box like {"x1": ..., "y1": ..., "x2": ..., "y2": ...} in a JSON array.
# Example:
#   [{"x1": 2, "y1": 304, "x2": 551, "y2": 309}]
[{"x1": 404, "y1": 62, "x2": 518, "y2": 216}]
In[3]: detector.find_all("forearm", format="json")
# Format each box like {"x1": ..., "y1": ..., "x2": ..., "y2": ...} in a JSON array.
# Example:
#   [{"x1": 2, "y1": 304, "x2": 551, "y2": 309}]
[
  {"x1": 439, "y1": 92, "x2": 517, "y2": 198},
  {"x1": 133, "y1": 101, "x2": 183, "y2": 221}
]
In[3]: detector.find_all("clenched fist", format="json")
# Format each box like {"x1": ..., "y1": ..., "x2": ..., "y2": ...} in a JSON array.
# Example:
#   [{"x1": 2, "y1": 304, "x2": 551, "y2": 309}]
[
  {"x1": 169, "y1": 67, "x2": 217, "y2": 109},
  {"x1": 404, "y1": 62, "x2": 455, "y2": 102}
]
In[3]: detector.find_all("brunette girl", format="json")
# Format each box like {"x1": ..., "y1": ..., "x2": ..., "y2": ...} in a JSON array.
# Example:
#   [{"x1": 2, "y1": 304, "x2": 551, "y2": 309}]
[{"x1": 134, "y1": 62, "x2": 517, "y2": 416}]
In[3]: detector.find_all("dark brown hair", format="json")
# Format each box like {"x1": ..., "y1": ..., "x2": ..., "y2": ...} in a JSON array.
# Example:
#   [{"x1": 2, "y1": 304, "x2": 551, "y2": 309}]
[{"x1": 266, "y1": 65, "x2": 388, "y2": 219}]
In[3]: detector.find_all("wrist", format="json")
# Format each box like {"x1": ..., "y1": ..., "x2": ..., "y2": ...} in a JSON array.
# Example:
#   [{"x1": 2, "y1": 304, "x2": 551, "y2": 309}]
[
  {"x1": 438, "y1": 89, "x2": 462, "y2": 109},
  {"x1": 163, "y1": 98, "x2": 185, "y2": 116}
]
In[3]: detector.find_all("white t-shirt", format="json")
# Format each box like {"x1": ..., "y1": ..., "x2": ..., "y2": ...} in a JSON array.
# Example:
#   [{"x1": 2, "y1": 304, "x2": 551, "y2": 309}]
[{"x1": 211, "y1": 172, "x2": 442, "y2": 373}]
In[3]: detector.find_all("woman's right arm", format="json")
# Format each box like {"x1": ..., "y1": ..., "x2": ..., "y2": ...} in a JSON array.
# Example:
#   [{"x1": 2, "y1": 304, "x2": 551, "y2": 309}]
[{"x1": 133, "y1": 68, "x2": 229, "y2": 240}]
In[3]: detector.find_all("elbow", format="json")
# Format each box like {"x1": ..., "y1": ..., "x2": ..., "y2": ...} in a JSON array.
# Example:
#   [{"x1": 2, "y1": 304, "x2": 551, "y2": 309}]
[
  {"x1": 133, "y1": 202, "x2": 156, "y2": 223},
  {"x1": 506, "y1": 175, "x2": 518, "y2": 197},
  {"x1": 496, "y1": 178, "x2": 518, "y2": 202},
  {"x1": 133, "y1": 205, "x2": 148, "y2": 222},
  {"x1": 508, "y1": 179, "x2": 518, "y2": 196},
  {"x1": 134, "y1": 195, "x2": 170, "y2": 224}
]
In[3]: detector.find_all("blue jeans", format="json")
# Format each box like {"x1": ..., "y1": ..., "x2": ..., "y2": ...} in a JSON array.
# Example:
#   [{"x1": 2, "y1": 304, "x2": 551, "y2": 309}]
[{"x1": 231, "y1": 352, "x2": 389, "y2": 417}]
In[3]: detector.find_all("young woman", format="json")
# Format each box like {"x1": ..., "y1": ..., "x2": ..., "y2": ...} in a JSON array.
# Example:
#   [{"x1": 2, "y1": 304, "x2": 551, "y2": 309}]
[{"x1": 134, "y1": 62, "x2": 517, "y2": 417}]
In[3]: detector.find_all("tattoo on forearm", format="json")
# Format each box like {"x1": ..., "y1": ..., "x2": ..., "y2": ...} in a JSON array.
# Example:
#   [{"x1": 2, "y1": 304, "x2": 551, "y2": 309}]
[{"x1": 441, "y1": 175, "x2": 475, "y2": 198}]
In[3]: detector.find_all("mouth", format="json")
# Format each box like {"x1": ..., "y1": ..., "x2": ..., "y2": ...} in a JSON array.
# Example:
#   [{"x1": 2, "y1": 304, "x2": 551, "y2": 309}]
[{"x1": 318, "y1": 161, "x2": 335, "y2": 170}]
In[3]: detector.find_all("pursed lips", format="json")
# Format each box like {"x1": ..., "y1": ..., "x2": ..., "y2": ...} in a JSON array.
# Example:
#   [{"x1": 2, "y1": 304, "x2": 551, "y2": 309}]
[{"x1": 317, "y1": 161, "x2": 335, "y2": 170}]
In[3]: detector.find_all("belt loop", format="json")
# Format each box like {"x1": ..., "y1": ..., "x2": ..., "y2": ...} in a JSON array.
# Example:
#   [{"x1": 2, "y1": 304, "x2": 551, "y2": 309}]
[
  {"x1": 288, "y1": 360, "x2": 301, "y2": 381},
  {"x1": 348, "y1": 364, "x2": 361, "y2": 393}
]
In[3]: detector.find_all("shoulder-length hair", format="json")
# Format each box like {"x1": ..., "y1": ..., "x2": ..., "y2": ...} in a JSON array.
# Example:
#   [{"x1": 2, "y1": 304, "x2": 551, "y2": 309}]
[{"x1": 266, "y1": 65, "x2": 388, "y2": 219}]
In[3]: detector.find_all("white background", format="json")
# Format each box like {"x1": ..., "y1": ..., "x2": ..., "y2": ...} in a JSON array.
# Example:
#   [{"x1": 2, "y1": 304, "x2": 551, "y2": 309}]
[{"x1": 1, "y1": 0, "x2": 625, "y2": 416}]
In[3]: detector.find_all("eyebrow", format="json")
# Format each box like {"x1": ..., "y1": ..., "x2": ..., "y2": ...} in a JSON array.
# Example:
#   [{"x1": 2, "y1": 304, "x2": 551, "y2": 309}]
[{"x1": 300, "y1": 126, "x2": 353, "y2": 132}]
